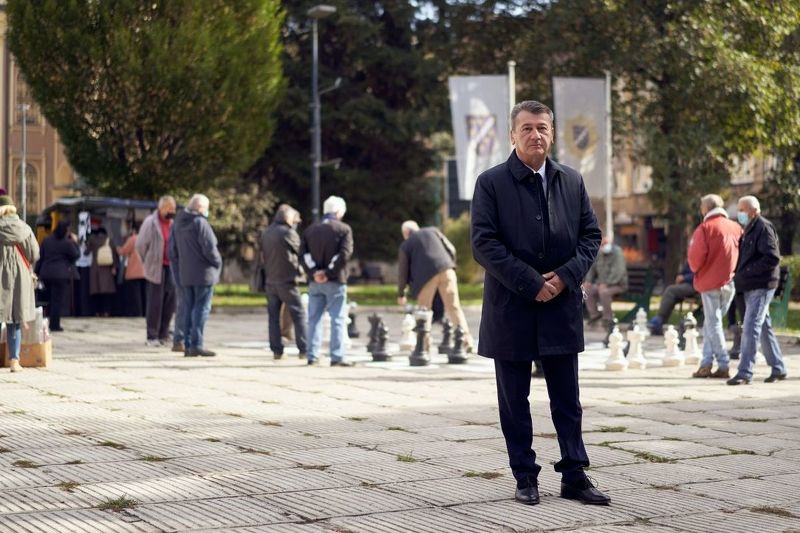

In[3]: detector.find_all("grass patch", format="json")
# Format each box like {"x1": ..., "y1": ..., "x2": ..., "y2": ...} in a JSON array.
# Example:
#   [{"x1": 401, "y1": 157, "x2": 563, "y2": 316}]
[
  {"x1": 63, "y1": 430, "x2": 83, "y2": 436},
  {"x1": 396, "y1": 453, "x2": 418, "y2": 463},
  {"x1": 682, "y1": 396, "x2": 692, "y2": 400},
  {"x1": 617, "y1": 401, "x2": 634, "y2": 405},
  {"x1": 97, "y1": 441, "x2": 127, "y2": 450},
  {"x1": 141, "y1": 456, "x2": 166, "y2": 462},
  {"x1": 12, "y1": 459, "x2": 40, "y2": 468},
  {"x1": 98, "y1": 495, "x2": 138, "y2": 512},
  {"x1": 298, "y1": 464, "x2": 329, "y2": 470},
  {"x1": 204, "y1": 437, "x2": 221, "y2": 443},
  {"x1": 66, "y1": 459, "x2": 83, "y2": 465},
  {"x1": 260, "y1": 420, "x2": 283, "y2": 427},
  {"x1": 0, "y1": 447, "x2": 11, "y2": 453},
  {"x1": 597, "y1": 426, "x2": 627, "y2": 433},
  {"x1": 727, "y1": 449, "x2": 757, "y2": 455},
  {"x1": 463, "y1": 471, "x2": 503, "y2": 480},
  {"x1": 346, "y1": 416, "x2": 367, "y2": 422},
  {"x1": 9, "y1": 410, "x2": 26, "y2": 415},
  {"x1": 261, "y1": 400, "x2": 280, "y2": 404},
  {"x1": 238, "y1": 447, "x2": 271, "y2": 455},
  {"x1": 57, "y1": 481, "x2": 80, "y2": 493},
  {"x1": 387, "y1": 426, "x2": 409, "y2": 432},
  {"x1": 734, "y1": 417, "x2": 769, "y2": 423},
  {"x1": 119, "y1": 387, "x2": 141, "y2": 393},
  {"x1": 634, "y1": 452, "x2": 674, "y2": 463},
  {"x1": 750, "y1": 506, "x2": 798, "y2": 518},
  {"x1": 537, "y1": 432, "x2": 557, "y2": 438},
  {"x1": 224, "y1": 412, "x2": 243, "y2": 418}
]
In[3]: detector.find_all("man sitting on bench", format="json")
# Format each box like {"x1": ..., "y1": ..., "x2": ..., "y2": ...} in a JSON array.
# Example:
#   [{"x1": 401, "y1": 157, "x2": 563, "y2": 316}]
[
  {"x1": 585, "y1": 234, "x2": 627, "y2": 327},
  {"x1": 647, "y1": 261, "x2": 697, "y2": 336}
]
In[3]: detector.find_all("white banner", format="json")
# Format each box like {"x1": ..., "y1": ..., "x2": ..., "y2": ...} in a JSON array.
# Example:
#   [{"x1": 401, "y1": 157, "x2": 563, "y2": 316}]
[
  {"x1": 553, "y1": 77, "x2": 608, "y2": 198},
  {"x1": 448, "y1": 76, "x2": 510, "y2": 200}
]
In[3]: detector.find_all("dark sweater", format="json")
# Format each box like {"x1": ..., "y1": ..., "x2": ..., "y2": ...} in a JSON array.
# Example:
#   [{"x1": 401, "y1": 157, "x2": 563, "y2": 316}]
[
  {"x1": 734, "y1": 215, "x2": 780, "y2": 292},
  {"x1": 36, "y1": 235, "x2": 80, "y2": 281},
  {"x1": 398, "y1": 227, "x2": 456, "y2": 297},
  {"x1": 300, "y1": 216, "x2": 353, "y2": 284}
]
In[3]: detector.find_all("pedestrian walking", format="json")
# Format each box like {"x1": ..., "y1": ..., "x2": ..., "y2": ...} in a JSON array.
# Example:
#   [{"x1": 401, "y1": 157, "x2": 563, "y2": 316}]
[
  {"x1": 728, "y1": 195, "x2": 787, "y2": 385},
  {"x1": 169, "y1": 194, "x2": 222, "y2": 357},
  {"x1": 0, "y1": 195, "x2": 40, "y2": 372},
  {"x1": 471, "y1": 100, "x2": 609, "y2": 506},
  {"x1": 300, "y1": 195, "x2": 354, "y2": 367},
  {"x1": 116, "y1": 224, "x2": 147, "y2": 317},
  {"x1": 688, "y1": 194, "x2": 742, "y2": 379},
  {"x1": 136, "y1": 196, "x2": 177, "y2": 347},
  {"x1": 36, "y1": 220, "x2": 80, "y2": 331}
]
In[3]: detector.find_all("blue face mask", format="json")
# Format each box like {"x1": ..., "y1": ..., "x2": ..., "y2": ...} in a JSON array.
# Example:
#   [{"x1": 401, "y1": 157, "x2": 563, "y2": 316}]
[
  {"x1": 737, "y1": 211, "x2": 749, "y2": 226},
  {"x1": 202, "y1": 211, "x2": 209, "y2": 219}
]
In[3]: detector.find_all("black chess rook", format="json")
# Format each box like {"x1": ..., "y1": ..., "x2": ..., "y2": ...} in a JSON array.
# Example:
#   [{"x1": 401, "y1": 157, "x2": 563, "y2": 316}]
[
  {"x1": 448, "y1": 325, "x2": 468, "y2": 364},
  {"x1": 409, "y1": 314, "x2": 431, "y2": 366}
]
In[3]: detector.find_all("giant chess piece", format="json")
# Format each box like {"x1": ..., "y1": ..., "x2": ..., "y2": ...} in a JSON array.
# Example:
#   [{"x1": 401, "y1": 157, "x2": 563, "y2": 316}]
[
  {"x1": 448, "y1": 325, "x2": 468, "y2": 364},
  {"x1": 372, "y1": 318, "x2": 392, "y2": 362},
  {"x1": 662, "y1": 324, "x2": 685, "y2": 367},
  {"x1": 605, "y1": 326, "x2": 628, "y2": 371},
  {"x1": 682, "y1": 312, "x2": 701, "y2": 365},
  {"x1": 603, "y1": 317, "x2": 619, "y2": 348},
  {"x1": 400, "y1": 312, "x2": 416, "y2": 351},
  {"x1": 347, "y1": 302, "x2": 360, "y2": 338},
  {"x1": 635, "y1": 308, "x2": 649, "y2": 339},
  {"x1": 366, "y1": 313, "x2": 380, "y2": 354},
  {"x1": 409, "y1": 309, "x2": 432, "y2": 366},
  {"x1": 438, "y1": 318, "x2": 454, "y2": 356},
  {"x1": 627, "y1": 325, "x2": 647, "y2": 369}
]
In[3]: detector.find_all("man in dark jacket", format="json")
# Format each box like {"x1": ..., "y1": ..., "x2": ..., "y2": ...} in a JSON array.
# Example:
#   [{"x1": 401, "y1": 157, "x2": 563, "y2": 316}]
[
  {"x1": 647, "y1": 261, "x2": 697, "y2": 335},
  {"x1": 260, "y1": 204, "x2": 307, "y2": 360},
  {"x1": 169, "y1": 194, "x2": 222, "y2": 357},
  {"x1": 36, "y1": 220, "x2": 80, "y2": 331},
  {"x1": 397, "y1": 221, "x2": 473, "y2": 350},
  {"x1": 728, "y1": 195, "x2": 787, "y2": 385},
  {"x1": 471, "y1": 100, "x2": 608, "y2": 506},
  {"x1": 300, "y1": 195, "x2": 354, "y2": 366}
]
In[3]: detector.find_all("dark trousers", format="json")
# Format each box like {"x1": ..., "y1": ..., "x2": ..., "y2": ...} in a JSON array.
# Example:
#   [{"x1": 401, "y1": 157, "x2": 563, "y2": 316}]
[
  {"x1": 145, "y1": 267, "x2": 176, "y2": 341},
  {"x1": 494, "y1": 355, "x2": 589, "y2": 486},
  {"x1": 45, "y1": 279, "x2": 69, "y2": 331},
  {"x1": 657, "y1": 283, "x2": 697, "y2": 323},
  {"x1": 266, "y1": 282, "x2": 307, "y2": 355},
  {"x1": 727, "y1": 292, "x2": 746, "y2": 328}
]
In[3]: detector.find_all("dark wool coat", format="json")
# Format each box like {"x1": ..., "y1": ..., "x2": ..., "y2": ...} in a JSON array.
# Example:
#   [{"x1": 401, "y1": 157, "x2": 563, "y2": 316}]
[
  {"x1": 471, "y1": 151, "x2": 601, "y2": 360},
  {"x1": 734, "y1": 215, "x2": 780, "y2": 292}
]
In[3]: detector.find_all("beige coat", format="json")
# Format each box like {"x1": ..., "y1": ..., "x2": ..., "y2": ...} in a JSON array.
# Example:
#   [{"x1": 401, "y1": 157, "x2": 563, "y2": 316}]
[
  {"x1": 0, "y1": 215, "x2": 40, "y2": 324},
  {"x1": 135, "y1": 211, "x2": 169, "y2": 284}
]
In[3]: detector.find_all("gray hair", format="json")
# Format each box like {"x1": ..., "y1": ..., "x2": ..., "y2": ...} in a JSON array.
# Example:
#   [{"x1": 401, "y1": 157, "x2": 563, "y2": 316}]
[
  {"x1": 188, "y1": 193, "x2": 210, "y2": 211},
  {"x1": 700, "y1": 194, "x2": 724, "y2": 211},
  {"x1": 739, "y1": 195, "x2": 761, "y2": 213},
  {"x1": 323, "y1": 195, "x2": 346, "y2": 217},
  {"x1": 401, "y1": 220, "x2": 419, "y2": 235},
  {"x1": 510, "y1": 100, "x2": 554, "y2": 129},
  {"x1": 158, "y1": 195, "x2": 176, "y2": 208},
  {"x1": 273, "y1": 203, "x2": 293, "y2": 224}
]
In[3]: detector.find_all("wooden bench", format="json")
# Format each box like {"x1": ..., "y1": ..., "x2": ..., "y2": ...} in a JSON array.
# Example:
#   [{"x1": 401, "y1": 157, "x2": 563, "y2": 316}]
[
  {"x1": 769, "y1": 265, "x2": 793, "y2": 329},
  {"x1": 618, "y1": 266, "x2": 657, "y2": 323}
]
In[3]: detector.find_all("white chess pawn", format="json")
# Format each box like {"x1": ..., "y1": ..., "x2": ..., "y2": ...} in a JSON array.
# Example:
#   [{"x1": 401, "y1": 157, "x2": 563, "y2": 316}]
[
  {"x1": 605, "y1": 326, "x2": 628, "y2": 371},
  {"x1": 662, "y1": 325, "x2": 684, "y2": 367},
  {"x1": 635, "y1": 308, "x2": 649, "y2": 337},
  {"x1": 627, "y1": 325, "x2": 647, "y2": 369},
  {"x1": 400, "y1": 313, "x2": 416, "y2": 351},
  {"x1": 683, "y1": 327, "x2": 700, "y2": 365}
]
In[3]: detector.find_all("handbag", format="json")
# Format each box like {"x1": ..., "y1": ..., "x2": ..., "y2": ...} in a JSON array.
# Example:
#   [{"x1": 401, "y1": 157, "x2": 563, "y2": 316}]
[{"x1": 15, "y1": 244, "x2": 41, "y2": 289}]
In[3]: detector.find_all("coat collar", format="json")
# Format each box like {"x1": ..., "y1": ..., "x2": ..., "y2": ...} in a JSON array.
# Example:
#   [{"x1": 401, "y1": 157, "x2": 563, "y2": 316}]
[{"x1": 507, "y1": 150, "x2": 564, "y2": 183}]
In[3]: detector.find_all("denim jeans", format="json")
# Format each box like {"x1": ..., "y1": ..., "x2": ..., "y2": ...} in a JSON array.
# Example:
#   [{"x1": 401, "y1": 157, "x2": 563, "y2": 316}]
[
  {"x1": 736, "y1": 288, "x2": 786, "y2": 380},
  {"x1": 700, "y1": 281, "x2": 735, "y2": 370},
  {"x1": 180, "y1": 285, "x2": 214, "y2": 351},
  {"x1": 307, "y1": 281, "x2": 347, "y2": 362},
  {"x1": 4, "y1": 323, "x2": 21, "y2": 361}
]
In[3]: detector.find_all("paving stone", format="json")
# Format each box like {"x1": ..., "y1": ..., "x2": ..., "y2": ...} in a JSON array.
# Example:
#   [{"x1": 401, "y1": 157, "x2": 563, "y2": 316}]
[
  {"x1": 607, "y1": 439, "x2": 731, "y2": 460},
  {"x1": 428, "y1": 452, "x2": 510, "y2": 473},
  {"x1": 695, "y1": 419, "x2": 798, "y2": 436},
  {"x1": 368, "y1": 413, "x2": 467, "y2": 429},
  {"x1": 415, "y1": 424, "x2": 503, "y2": 440},
  {"x1": 0, "y1": 509, "x2": 159, "y2": 533},
  {"x1": 75, "y1": 474, "x2": 241, "y2": 504},
  {"x1": 678, "y1": 454, "x2": 800, "y2": 477},
  {"x1": 0, "y1": 485, "x2": 99, "y2": 513},
  {"x1": 0, "y1": 467, "x2": 60, "y2": 489},
  {"x1": 605, "y1": 487, "x2": 733, "y2": 519},
  {"x1": 0, "y1": 433, "x2": 95, "y2": 451},
  {"x1": 274, "y1": 446, "x2": 398, "y2": 466},
  {"x1": 5, "y1": 445, "x2": 141, "y2": 466},
  {"x1": 330, "y1": 508, "x2": 515, "y2": 533},
  {"x1": 377, "y1": 439, "x2": 497, "y2": 460},
  {"x1": 651, "y1": 509, "x2": 800, "y2": 532},
  {"x1": 261, "y1": 486, "x2": 425, "y2": 520},
  {"x1": 697, "y1": 435, "x2": 800, "y2": 455},
  {"x1": 582, "y1": 432, "x2": 662, "y2": 445},
  {"x1": 205, "y1": 467, "x2": 357, "y2": 494},
  {"x1": 568, "y1": 526, "x2": 678, "y2": 533},
  {"x1": 229, "y1": 433, "x2": 351, "y2": 452},
  {"x1": 582, "y1": 445, "x2": 644, "y2": 467},
  {"x1": 380, "y1": 476, "x2": 510, "y2": 506},
  {"x1": 40, "y1": 460, "x2": 189, "y2": 484},
  {"x1": 198, "y1": 525, "x2": 333, "y2": 533},
  {"x1": 595, "y1": 462, "x2": 734, "y2": 486},
  {"x1": 327, "y1": 460, "x2": 465, "y2": 485},
  {"x1": 717, "y1": 407, "x2": 798, "y2": 421},
  {"x1": 125, "y1": 439, "x2": 243, "y2": 459},
  {"x1": 130, "y1": 497, "x2": 301, "y2": 530},
  {"x1": 165, "y1": 452, "x2": 297, "y2": 474},
  {"x1": 679, "y1": 477, "x2": 800, "y2": 506}
]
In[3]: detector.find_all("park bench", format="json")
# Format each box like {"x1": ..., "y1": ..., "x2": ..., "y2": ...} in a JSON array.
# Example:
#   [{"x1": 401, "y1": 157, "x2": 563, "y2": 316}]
[{"x1": 618, "y1": 265, "x2": 657, "y2": 323}]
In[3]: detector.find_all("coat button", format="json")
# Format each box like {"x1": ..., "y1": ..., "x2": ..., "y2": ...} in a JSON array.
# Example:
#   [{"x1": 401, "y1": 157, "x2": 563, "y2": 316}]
[
  {"x1": 538, "y1": 252, "x2": 544, "y2": 259},
  {"x1": 517, "y1": 286, "x2": 523, "y2": 292},
  {"x1": 536, "y1": 214, "x2": 542, "y2": 221}
]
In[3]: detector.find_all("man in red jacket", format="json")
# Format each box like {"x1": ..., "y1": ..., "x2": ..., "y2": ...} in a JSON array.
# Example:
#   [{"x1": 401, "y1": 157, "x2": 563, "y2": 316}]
[{"x1": 687, "y1": 194, "x2": 742, "y2": 379}]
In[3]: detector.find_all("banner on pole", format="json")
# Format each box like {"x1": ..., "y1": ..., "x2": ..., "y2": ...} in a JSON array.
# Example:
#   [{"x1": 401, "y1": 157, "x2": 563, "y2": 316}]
[
  {"x1": 553, "y1": 77, "x2": 608, "y2": 198},
  {"x1": 448, "y1": 76, "x2": 510, "y2": 200}
]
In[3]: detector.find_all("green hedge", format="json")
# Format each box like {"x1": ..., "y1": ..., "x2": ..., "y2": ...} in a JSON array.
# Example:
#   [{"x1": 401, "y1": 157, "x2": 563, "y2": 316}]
[
  {"x1": 444, "y1": 212, "x2": 484, "y2": 283},
  {"x1": 781, "y1": 255, "x2": 800, "y2": 299}
]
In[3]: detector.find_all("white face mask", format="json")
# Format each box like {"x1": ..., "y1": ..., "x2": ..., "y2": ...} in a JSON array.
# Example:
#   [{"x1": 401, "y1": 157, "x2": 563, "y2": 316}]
[{"x1": 601, "y1": 243, "x2": 613, "y2": 254}]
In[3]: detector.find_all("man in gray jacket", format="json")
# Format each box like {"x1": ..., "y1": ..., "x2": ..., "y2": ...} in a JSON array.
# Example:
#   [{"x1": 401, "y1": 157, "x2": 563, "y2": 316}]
[
  {"x1": 584, "y1": 234, "x2": 628, "y2": 326},
  {"x1": 397, "y1": 220, "x2": 473, "y2": 351},
  {"x1": 260, "y1": 204, "x2": 307, "y2": 360},
  {"x1": 169, "y1": 194, "x2": 222, "y2": 357}
]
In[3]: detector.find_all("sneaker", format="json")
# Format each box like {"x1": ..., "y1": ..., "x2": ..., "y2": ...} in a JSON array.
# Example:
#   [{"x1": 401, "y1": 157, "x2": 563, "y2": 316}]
[
  {"x1": 692, "y1": 366, "x2": 712, "y2": 378},
  {"x1": 172, "y1": 343, "x2": 185, "y2": 353},
  {"x1": 194, "y1": 348, "x2": 216, "y2": 357},
  {"x1": 710, "y1": 368, "x2": 730, "y2": 379},
  {"x1": 145, "y1": 339, "x2": 160, "y2": 347},
  {"x1": 9, "y1": 360, "x2": 22, "y2": 373}
]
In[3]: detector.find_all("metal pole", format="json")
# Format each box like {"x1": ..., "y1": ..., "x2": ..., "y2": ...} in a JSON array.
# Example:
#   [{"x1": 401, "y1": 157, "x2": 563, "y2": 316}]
[
  {"x1": 311, "y1": 18, "x2": 321, "y2": 223},
  {"x1": 21, "y1": 104, "x2": 28, "y2": 222},
  {"x1": 507, "y1": 61, "x2": 516, "y2": 113},
  {"x1": 604, "y1": 71, "x2": 613, "y2": 238}
]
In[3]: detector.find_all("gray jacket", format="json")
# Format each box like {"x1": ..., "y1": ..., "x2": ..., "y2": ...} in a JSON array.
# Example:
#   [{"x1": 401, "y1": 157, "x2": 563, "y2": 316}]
[
  {"x1": 398, "y1": 227, "x2": 456, "y2": 297},
  {"x1": 135, "y1": 210, "x2": 170, "y2": 284},
  {"x1": 260, "y1": 221, "x2": 302, "y2": 285},
  {"x1": 0, "y1": 215, "x2": 40, "y2": 324},
  {"x1": 586, "y1": 244, "x2": 628, "y2": 289},
  {"x1": 168, "y1": 209, "x2": 221, "y2": 287}
]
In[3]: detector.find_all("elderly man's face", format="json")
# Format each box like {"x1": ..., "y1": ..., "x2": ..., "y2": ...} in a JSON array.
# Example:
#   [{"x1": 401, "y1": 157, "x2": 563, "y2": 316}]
[
  {"x1": 159, "y1": 200, "x2": 176, "y2": 219},
  {"x1": 510, "y1": 111, "x2": 553, "y2": 168},
  {"x1": 738, "y1": 200, "x2": 755, "y2": 217}
]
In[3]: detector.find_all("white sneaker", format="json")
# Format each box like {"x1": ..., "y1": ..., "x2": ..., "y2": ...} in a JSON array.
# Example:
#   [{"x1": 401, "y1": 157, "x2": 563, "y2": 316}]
[{"x1": 9, "y1": 360, "x2": 22, "y2": 373}]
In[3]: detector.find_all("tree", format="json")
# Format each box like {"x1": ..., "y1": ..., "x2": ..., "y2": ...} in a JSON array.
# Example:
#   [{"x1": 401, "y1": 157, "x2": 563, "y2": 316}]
[
  {"x1": 246, "y1": 1, "x2": 441, "y2": 260},
  {"x1": 7, "y1": 0, "x2": 285, "y2": 198}
]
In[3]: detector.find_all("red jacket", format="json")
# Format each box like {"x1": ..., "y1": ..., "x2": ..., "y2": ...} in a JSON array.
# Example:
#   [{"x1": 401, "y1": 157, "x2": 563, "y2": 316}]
[{"x1": 688, "y1": 209, "x2": 742, "y2": 292}]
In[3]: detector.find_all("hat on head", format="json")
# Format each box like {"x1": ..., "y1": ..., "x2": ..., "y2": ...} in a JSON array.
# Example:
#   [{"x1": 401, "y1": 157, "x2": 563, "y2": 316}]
[
  {"x1": 0, "y1": 195, "x2": 13, "y2": 207},
  {"x1": 0, "y1": 187, "x2": 7, "y2": 195}
]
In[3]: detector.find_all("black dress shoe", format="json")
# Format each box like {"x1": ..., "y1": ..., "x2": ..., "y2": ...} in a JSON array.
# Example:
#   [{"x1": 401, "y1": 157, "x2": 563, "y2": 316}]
[
  {"x1": 514, "y1": 481, "x2": 540, "y2": 505},
  {"x1": 764, "y1": 373, "x2": 787, "y2": 383},
  {"x1": 560, "y1": 478, "x2": 610, "y2": 505},
  {"x1": 330, "y1": 360, "x2": 354, "y2": 367},
  {"x1": 726, "y1": 376, "x2": 752, "y2": 385}
]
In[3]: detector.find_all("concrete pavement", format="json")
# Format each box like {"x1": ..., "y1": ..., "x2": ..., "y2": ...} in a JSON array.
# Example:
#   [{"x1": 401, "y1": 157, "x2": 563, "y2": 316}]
[{"x1": 1, "y1": 308, "x2": 799, "y2": 532}]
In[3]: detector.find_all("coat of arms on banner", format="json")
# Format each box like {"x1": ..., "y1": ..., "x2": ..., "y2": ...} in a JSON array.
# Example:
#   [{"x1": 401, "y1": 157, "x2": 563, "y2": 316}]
[
  {"x1": 466, "y1": 114, "x2": 500, "y2": 182},
  {"x1": 565, "y1": 115, "x2": 598, "y2": 159}
]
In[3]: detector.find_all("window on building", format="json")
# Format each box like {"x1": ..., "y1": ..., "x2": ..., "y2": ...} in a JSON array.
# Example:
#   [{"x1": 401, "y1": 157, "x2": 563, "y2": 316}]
[
  {"x1": 15, "y1": 163, "x2": 40, "y2": 216},
  {"x1": 14, "y1": 73, "x2": 42, "y2": 126}
]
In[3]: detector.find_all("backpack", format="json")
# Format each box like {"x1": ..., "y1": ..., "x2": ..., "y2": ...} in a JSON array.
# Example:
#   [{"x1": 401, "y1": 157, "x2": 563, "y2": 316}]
[{"x1": 96, "y1": 239, "x2": 114, "y2": 267}]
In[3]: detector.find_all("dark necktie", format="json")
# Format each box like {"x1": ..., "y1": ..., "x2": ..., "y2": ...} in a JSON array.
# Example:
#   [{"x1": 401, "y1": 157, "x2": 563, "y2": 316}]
[{"x1": 533, "y1": 172, "x2": 550, "y2": 247}]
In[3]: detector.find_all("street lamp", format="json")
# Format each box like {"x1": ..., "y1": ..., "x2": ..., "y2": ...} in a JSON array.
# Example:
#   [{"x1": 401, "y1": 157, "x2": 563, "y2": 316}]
[
  {"x1": 19, "y1": 103, "x2": 29, "y2": 222},
  {"x1": 308, "y1": 4, "x2": 336, "y2": 222}
]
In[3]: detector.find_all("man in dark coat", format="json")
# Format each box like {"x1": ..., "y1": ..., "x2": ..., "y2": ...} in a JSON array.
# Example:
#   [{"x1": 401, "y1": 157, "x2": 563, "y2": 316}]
[
  {"x1": 727, "y1": 195, "x2": 787, "y2": 385},
  {"x1": 471, "y1": 100, "x2": 608, "y2": 506},
  {"x1": 260, "y1": 204, "x2": 307, "y2": 360}
]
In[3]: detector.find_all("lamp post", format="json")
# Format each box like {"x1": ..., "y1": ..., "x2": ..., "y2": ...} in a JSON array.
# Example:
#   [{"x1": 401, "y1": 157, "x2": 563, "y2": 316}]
[
  {"x1": 20, "y1": 103, "x2": 29, "y2": 222},
  {"x1": 308, "y1": 4, "x2": 336, "y2": 222}
]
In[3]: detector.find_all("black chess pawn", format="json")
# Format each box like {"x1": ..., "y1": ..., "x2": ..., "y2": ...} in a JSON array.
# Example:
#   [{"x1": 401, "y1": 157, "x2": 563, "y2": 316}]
[
  {"x1": 409, "y1": 314, "x2": 431, "y2": 366},
  {"x1": 348, "y1": 312, "x2": 361, "y2": 338},
  {"x1": 367, "y1": 314, "x2": 380, "y2": 354},
  {"x1": 448, "y1": 325, "x2": 468, "y2": 364},
  {"x1": 438, "y1": 318, "x2": 453, "y2": 356},
  {"x1": 603, "y1": 317, "x2": 619, "y2": 348},
  {"x1": 372, "y1": 320, "x2": 392, "y2": 362}
]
